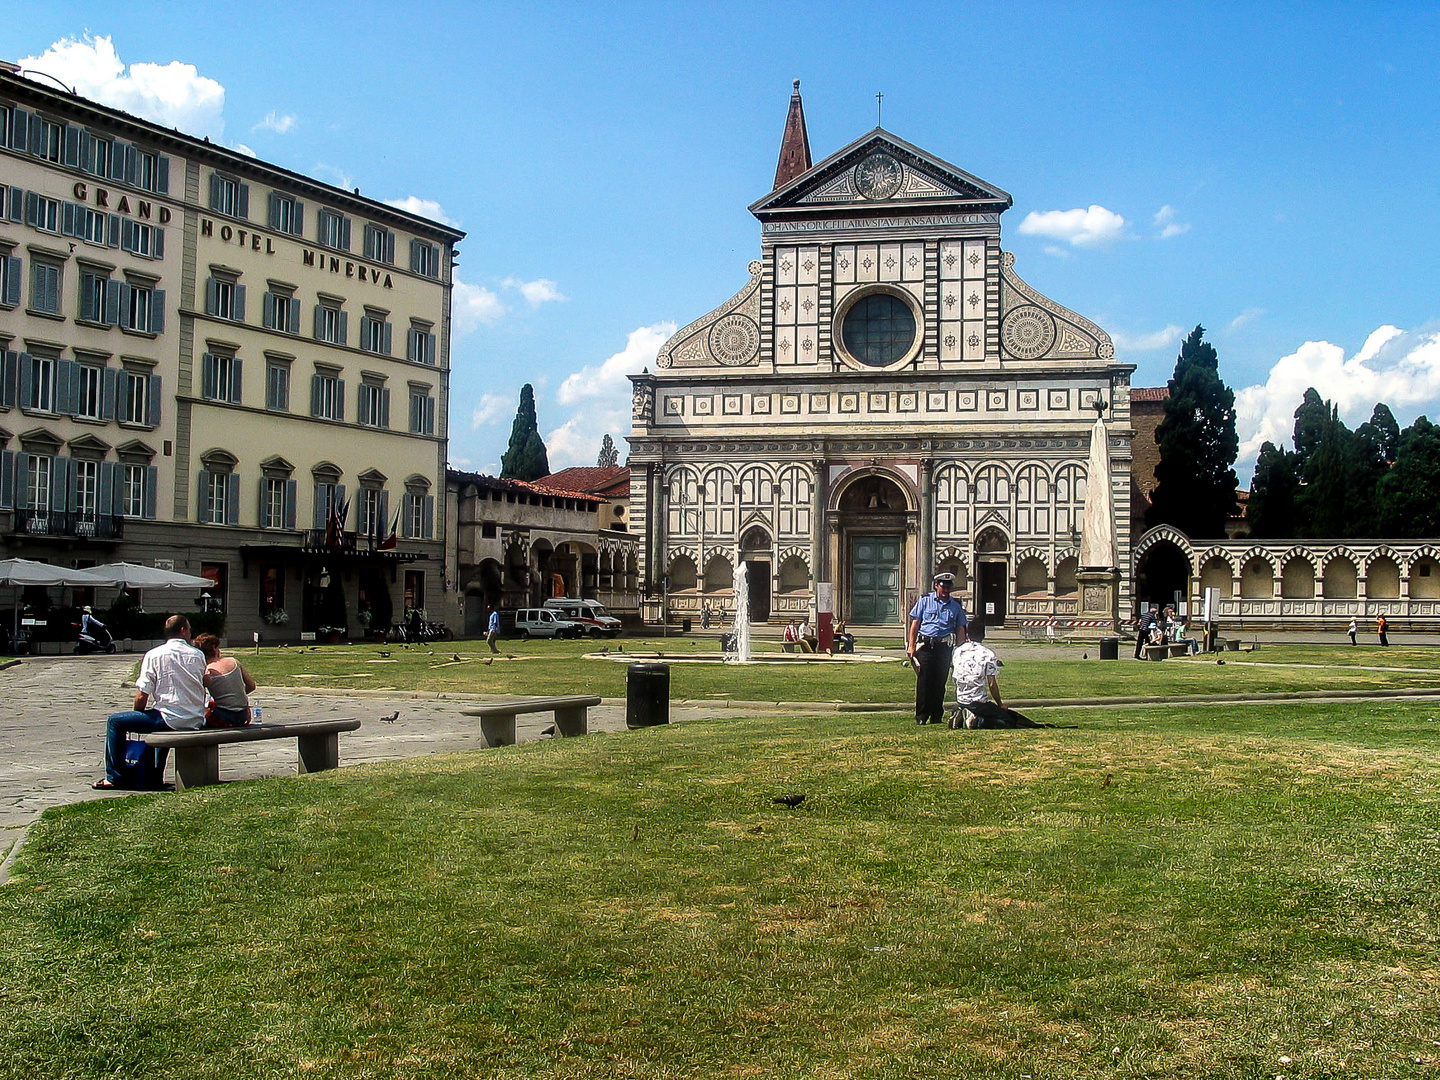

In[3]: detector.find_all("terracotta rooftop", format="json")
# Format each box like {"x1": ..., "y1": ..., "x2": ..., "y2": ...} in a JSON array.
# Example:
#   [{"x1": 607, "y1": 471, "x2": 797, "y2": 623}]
[
  {"x1": 540, "y1": 466, "x2": 630, "y2": 499},
  {"x1": 446, "y1": 469, "x2": 603, "y2": 505},
  {"x1": 1131, "y1": 387, "x2": 1168, "y2": 402}
]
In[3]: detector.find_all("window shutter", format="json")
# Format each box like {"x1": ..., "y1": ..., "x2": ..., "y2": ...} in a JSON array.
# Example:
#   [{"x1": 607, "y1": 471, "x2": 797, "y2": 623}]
[
  {"x1": 292, "y1": 201, "x2": 304, "y2": 235},
  {"x1": 226, "y1": 473, "x2": 241, "y2": 525},
  {"x1": 237, "y1": 183, "x2": 250, "y2": 220},
  {"x1": 313, "y1": 483, "x2": 327, "y2": 529},
  {"x1": 233, "y1": 283, "x2": 246, "y2": 323},
  {"x1": 99, "y1": 461, "x2": 115, "y2": 516},
  {"x1": 284, "y1": 479, "x2": 297, "y2": 529},
  {"x1": 6, "y1": 189, "x2": 21, "y2": 223},
  {"x1": 425, "y1": 396, "x2": 436, "y2": 435},
  {"x1": 380, "y1": 387, "x2": 390, "y2": 428},
  {"x1": 61, "y1": 201, "x2": 78, "y2": 237},
  {"x1": 18, "y1": 354, "x2": 32, "y2": 407},
  {"x1": 28, "y1": 116, "x2": 43, "y2": 157},
  {"x1": 267, "y1": 192, "x2": 280, "y2": 230},
  {"x1": 202, "y1": 353, "x2": 217, "y2": 400},
  {"x1": 148, "y1": 374, "x2": 163, "y2": 426},
  {"x1": 107, "y1": 214, "x2": 121, "y2": 247},
  {"x1": 310, "y1": 374, "x2": 322, "y2": 416},
  {"x1": 230, "y1": 358, "x2": 243, "y2": 404},
  {"x1": 356, "y1": 386, "x2": 368, "y2": 426},
  {"x1": 0, "y1": 351, "x2": 16, "y2": 408},
  {"x1": 205, "y1": 277, "x2": 219, "y2": 316},
  {"x1": 378, "y1": 491, "x2": 389, "y2": 538},
  {"x1": 410, "y1": 239, "x2": 421, "y2": 274},
  {"x1": 288, "y1": 297, "x2": 300, "y2": 335},
  {"x1": 79, "y1": 131, "x2": 95, "y2": 172},
  {"x1": 338, "y1": 310, "x2": 348, "y2": 344},
  {"x1": 335, "y1": 485, "x2": 346, "y2": 525},
  {"x1": 109, "y1": 140, "x2": 127, "y2": 180},
  {"x1": 313, "y1": 304, "x2": 324, "y2": 339},
  {"x1": 122, "y1": 144, "x2": 138, "y2": 185},
  {"x1": 51, "y1": 457, "x2": 71, "y2": 512},
  {"x1": 121, "y1": 218, "x2": 136, "y2": 253},
  {"x1": 422, "y1": 494, "x2": 435, "y2": 539},
  {"x1": 257, "y1": 476, "x2": 269, "y2": 527},
  {"x1": 363, "y1": 224, "x2": 376, "y2": 260},
  {"x1": 56, "y1": 360, "x2": 78, "y2": 415},
  {"x1": 79, "y1": 275, "x2": 97, "y2": 322},
  {"x1": 156, "y1": 156, "x2": 169, "y2": 194},
  {"x1": 263, "y1": 290, "x2": 275, "y2": 329},
  {"x1": 381, "y1": 321, "x2": 392, "y2": 355},
  {"x1": 0, "y1": 450, "x2": 13, "y2": 509},
  {"x1": 153, "y1": 227, "x2": 164, "y2": 260},
  {"x1": 116, "y1": 283, "x2": 132, "y2": 328},
  {"x1": 3, "y1": 257, "x2": 19, "y2": 306},
  {"x1": 150, "y1": 290, "x2": 165, "y2": 334},
  {"x1": 339, "y1": 216, "x2": 351, "y2": 251},
  {"x1": 7, "y1": 109, "x2": 26, "y2": 151},
  {"x1": 63, "y1": 124, "x2": 81, "y2": 167},
  {"x1": 209, "y1": 173, "x2": 222, "y2": 211},
  {"x1": 198, "y1": 470, "x2": 211, "y2": 523},
  {"x1": 24, "y1": 191, "x2": 39, "y2": 228},
  {"x1": 101, "y1": 366, "x2": 118, "y2": 419},
  {"x1": 104, "y1": 278, "x2": 122, "y2": 325},
  {"x1": 336, "y1": 380, "x2": 345, "y2": 421},
  {"x1": 13, "y1": 454, "x2": 28, "y2": 510},
  {"x1": 144, "y1": 466, "x2": 157, "y2": 518}
]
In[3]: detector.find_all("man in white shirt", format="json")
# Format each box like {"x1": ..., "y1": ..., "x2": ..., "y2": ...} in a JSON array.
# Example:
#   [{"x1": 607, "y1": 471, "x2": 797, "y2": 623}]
[
  {"x1": 949, "y1": 618, "x2": 1004, "y2": 729},
  {"x1": 93, "y1": 615, "x2": 208, "y2": 789}
]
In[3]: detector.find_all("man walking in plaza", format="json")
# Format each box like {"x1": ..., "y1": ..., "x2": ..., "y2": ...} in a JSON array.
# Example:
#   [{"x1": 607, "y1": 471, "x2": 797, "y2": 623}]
[
  {"x1": 92, "y1": 615, "x2": 207, "y2": 790},
  {"x1": 486, "y1": 605, "x2": 501, "y2": 654},
  {"x1": 907, "y1": 571, "x2": 967, "y2": 725}
]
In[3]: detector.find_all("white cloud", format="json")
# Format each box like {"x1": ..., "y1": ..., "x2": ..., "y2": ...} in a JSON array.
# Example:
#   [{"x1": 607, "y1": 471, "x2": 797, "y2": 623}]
[
  {"x1": 1017, "y1": 205, "x2": 1127, "y2": 247},
  {"x1": 383, "y1": 196, "x2": 459, "y2": 227},
  {"x1": 545, "y1": 322, "x2": 676, "y2": 468},
  {"x1": 19, "y1": 34, "x2": 226, "y2": 140},
  {"x1": 470, "y1": 393, "x2": 508, "y2": 429},
  {"x1": 230, "y1": 143, "x2": 257, "y2": 159},
  {"x1": 253, "y1": 110, "x2": 295, "y2": 135},
  {"x1": 1112, "y1": 324, "x2": 1185, "y2": 353},
  {"x1": 502, "y1": 277, "x2": 567, "y2": 307},
  {"x1": 1228, "y1": 308, "x2": 1265, "y2": 331},
  {"x1": 1234, "y1": 324, "x2": 1440, "y2": 468},
  {"x1": 452, "y1": 280, "x2": 505, "y2": 334},
  {"x1": 1042, "y1": 245, "x2": 1071, "y2": 259},
  {"x1": 1153, "y1": 204, "x2": 1191, "y2": 239}
]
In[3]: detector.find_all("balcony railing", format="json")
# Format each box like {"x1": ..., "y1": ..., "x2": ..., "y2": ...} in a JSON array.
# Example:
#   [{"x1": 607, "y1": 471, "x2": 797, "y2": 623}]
[
  {"x1": 14, "y1": 510, "x2": 125, "y2": 540},
  {"x1": 301, "y1": 529, "x2": 402, "y2": 555}
]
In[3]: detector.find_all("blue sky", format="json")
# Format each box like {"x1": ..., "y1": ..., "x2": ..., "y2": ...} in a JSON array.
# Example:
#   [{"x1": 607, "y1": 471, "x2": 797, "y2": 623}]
[{"x1": 7, "y1": 2, "x2": 1440, "y2": 481}]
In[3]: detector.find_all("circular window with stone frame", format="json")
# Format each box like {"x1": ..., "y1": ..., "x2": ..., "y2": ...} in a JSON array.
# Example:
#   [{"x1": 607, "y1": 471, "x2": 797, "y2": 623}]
[{"x1": 833, "y1": 286, "x2": 923, "y2": 370}]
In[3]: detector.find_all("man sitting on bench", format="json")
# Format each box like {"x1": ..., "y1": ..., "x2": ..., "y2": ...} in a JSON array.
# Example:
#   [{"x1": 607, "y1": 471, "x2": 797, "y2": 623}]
[{"x1": 92, "y1": 615, "x2": 207, "y2": 790}]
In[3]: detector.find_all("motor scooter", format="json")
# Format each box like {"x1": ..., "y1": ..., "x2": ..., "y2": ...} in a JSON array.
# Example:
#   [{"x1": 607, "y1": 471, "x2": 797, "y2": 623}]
[{"x1": 74, "y1": 621, "x2": 117, "y2": 654}]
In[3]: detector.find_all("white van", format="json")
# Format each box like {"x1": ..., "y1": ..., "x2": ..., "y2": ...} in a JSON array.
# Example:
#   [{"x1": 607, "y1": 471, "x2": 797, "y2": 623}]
[
  {"x1": 513, "y1": 608, "x2": 584, "y2": 639},
  {"x1": 542, "y1": 598, "x2": 622, "y2": 638}
]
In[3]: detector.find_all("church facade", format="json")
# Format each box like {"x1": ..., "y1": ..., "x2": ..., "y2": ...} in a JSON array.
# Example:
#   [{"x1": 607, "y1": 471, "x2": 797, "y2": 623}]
[{"x1": 628, "y1": 84, "x2": 1135, "y2": 628}]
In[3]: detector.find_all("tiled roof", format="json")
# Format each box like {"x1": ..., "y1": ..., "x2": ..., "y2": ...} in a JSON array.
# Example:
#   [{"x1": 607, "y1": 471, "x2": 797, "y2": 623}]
[
  {"x1": 1130, "y1": 387, "x2": 1168, "y2": 402},
  {"x1": 446, "y1": 470, "x2": 603, "y2": 504},
  {"x1": 540, "y1": 466, "x2": 631, "y2": 497}
]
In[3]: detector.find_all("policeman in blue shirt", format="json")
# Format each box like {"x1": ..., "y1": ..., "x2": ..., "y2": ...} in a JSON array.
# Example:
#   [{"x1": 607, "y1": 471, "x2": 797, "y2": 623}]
[{"x1": 907, "y1": 571, "x2": 968, "y2": 725}]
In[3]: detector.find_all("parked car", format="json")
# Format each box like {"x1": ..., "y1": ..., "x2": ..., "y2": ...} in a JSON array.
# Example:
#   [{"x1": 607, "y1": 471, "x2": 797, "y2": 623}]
[
  {"x1": 512, "y1": 608, "x2": 584, "y2": 639},
  {"x1": 542, "y1": 598, "x2": 622, "y2": 637}
]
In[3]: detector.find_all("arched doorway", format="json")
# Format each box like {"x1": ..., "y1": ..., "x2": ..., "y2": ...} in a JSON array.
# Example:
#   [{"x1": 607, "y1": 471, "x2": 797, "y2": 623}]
[
  {"x1": 1135, "y1": 540, "x2": 1192, "y2": 613},
  {"x1": 974, "y1": 526, "x2": 1009, "y2": 626},
  {"x1": 740, "y1": 526, "x2": 771, "y2": 621},
  {"x1": 836, "y1": 473, "x2": 910, "y2": 624}
]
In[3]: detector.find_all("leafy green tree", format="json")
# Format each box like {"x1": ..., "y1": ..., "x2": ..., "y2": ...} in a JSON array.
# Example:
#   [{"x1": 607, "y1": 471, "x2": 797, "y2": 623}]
[
  {"x1": 597, "y1": 434, "x2": 619, "y2": 468},
  {"x1": 1146, "y1": 325, "x2": 1240, "y2": 539},
  {"x1": 1377, "y1": 416, "x2": 1440, "y2": 537},
  {"x1": 1292, "y1": 387, "x2": 1329, "y2": 469},
  {"x1": 499, "y1": 384, "x2": 550, "y2": 481},
  {"x1": 1298, "y1": 404, "x2": 1352, "y2": 537},
  {"x1": 1348, "y1": 403, "x2": 1397, "y2": 536},
  {"x1": 1246, "y1": 441, "x2": 1301, "y2": 538}
]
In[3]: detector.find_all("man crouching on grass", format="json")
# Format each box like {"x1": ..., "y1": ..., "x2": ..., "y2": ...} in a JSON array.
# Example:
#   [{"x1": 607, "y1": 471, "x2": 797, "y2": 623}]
[
  {"x1": 949, "y1": 619, "x2": 1048, "y2": 729},
  {"x1": 92, "y1": 615, "x2": 207, "y2": 790}
]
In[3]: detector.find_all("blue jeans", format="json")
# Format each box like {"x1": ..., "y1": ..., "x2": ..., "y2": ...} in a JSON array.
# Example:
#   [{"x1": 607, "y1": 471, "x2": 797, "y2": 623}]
[{"x1": 104, "y1": 709, "x2": 169, "y2": 784}]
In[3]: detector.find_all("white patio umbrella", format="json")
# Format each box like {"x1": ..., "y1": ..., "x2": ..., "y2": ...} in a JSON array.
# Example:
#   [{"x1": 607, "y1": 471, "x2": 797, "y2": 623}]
[
  {"x1": 79, "y1": 562, "x2": 213, "y2": 590},
  {"x1": 0, "y1": 559, "x2": 106, "y2": 650}
]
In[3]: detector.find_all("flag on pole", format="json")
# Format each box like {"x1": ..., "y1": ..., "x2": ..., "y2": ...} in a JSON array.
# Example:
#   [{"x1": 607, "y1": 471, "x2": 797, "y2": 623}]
[{"x1": 378, "y1": 509, "x2": 400, "y2": 551}]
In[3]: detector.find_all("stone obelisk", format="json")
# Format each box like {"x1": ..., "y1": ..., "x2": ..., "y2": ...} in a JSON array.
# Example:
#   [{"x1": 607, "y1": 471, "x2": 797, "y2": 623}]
[{"x1": 1076, "y1": 406, "x2": 1121, "y2": 631}]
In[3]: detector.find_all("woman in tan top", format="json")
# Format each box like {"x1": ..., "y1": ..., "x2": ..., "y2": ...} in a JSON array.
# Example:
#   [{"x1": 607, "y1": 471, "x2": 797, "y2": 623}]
[{"x1": 194, "y1": 633, "x2": 257, "y2": 727}]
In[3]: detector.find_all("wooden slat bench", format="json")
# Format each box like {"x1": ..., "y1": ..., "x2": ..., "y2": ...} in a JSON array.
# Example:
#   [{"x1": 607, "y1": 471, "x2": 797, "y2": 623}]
[
  {"x1": 145, "y1": 718, "x2": 361, "y2": 791},
  {"x1": 461, "y1": 695, "x2": 602, "y2": 747},
  {"x1": 1143, "y1": 642, "x2": 1193, "y2": 660}
]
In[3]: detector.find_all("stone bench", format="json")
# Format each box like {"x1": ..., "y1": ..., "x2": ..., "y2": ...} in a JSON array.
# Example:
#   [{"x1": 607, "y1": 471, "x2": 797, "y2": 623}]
[
  {"x1": 145, "y1": 718, "x2": 361, "y2": 791},
  {"x1": 1143, "y1": 642, "x2": 1193, "y2": 660},
  {"x1": 461, "y1": 695, "x2": 603, "y2": 747}
]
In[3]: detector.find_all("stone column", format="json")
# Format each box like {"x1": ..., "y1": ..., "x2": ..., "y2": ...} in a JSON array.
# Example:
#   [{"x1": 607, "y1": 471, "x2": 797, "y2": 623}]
[{"x1": 918, "y1": 456, "x2": 933, "y2": 579}]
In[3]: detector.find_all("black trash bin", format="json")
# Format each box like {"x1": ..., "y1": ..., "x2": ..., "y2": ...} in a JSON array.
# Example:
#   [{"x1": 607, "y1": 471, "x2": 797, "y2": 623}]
[
  {"x1": 1099, "y1": 636, "x2": 1119, "y2": 660},
  {"x1": 627, "y1": 662, "x2": 670, "y2": 729},
  {"x1": 681, "y1": 617, "x2": 692, "y2": 633}
]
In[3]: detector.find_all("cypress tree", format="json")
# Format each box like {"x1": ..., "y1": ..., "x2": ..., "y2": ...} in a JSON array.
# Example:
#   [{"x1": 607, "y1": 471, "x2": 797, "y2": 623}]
[
  {"x1": 1299, "y1": 404, "x2": 1352, "y2": 537},
  {"x1": 1246, "y1": 441, "x2": 1301, "y2": 538},
  {"x1": 1146, "y1": 325, "x2": 1240, "y2": 539},
  {"x1": 499, "y1": 384, "x2": 551, "y2": 481},
  {"x1": 1377, "y1": 416, "x2": 1440, "y2": 537}
]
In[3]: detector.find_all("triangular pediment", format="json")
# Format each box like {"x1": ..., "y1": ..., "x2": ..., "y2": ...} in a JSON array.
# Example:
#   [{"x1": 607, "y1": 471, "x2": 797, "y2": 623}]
[{"x1": 750, "y1": 129, "x2": 1012, "y2": 217}]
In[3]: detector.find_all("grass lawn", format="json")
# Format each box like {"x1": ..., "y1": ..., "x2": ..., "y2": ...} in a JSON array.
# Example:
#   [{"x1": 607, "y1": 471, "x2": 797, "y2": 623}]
[
  {"x1": 3, "y1": 691, "x2": 1439, "y2": 1077},
  {"x1": 229, "y1": 639, "x2": 1440, "y2": 703}
]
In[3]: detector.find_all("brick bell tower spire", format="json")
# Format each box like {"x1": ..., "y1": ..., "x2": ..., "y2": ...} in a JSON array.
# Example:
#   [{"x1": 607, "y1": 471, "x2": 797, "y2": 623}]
[{"x1": 773, "y1": 79, "x2": 812, "y2": 190}]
